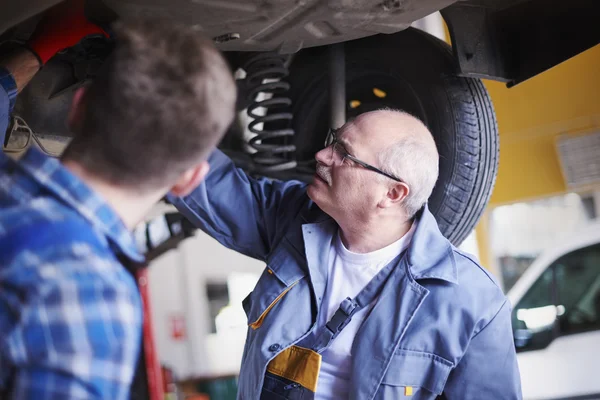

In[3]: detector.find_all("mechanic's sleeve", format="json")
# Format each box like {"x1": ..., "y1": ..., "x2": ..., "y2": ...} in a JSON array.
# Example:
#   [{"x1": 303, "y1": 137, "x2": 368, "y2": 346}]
[
  {"x1": 0, "y1": 67, "x2": 18, "y2": 146},
  {"x1": 169, "y1": 149, "x2": 308, "y2": 261},
  {"x1": 4, "y1": 257, "x2": 142, "y2": 400},
  {"x1": 442, "y1": 300, "x2": 523, "y2": 400}
]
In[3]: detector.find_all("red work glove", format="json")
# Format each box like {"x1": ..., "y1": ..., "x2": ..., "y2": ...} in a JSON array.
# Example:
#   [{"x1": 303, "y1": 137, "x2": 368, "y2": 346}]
[{"x1": 27, "y1": 0, "x2": 109, "y2": 65}]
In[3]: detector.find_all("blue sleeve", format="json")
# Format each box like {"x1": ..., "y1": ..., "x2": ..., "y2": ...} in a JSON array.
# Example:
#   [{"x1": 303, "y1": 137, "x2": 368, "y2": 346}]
[
  {"x1": 169, "y1": 149, "x2": 309, "y2": 261},
  {"x1": 443, "y1": 300, "x2": 523, "y2": 399},
  {"x1": 0, "y1": 67, "x2": 17, "y2": 146},
  {"x1": 3, "y1": 254, "x2": 142, "y2": 400}
]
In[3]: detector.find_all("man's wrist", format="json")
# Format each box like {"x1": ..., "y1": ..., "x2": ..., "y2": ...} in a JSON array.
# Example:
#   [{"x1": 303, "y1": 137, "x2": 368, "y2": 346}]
[
  {"x1": 20, "y1": 45, "x2": 44, "y2": 69},
  {"x1": 0, "y1": 49, "x2": 42, "y2": 94}
]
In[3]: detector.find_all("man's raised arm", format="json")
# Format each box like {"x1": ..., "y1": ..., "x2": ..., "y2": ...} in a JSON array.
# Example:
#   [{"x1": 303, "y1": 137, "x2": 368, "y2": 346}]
[{"x1": 170, "y1": 149, "x2": 309, "y2": 261}]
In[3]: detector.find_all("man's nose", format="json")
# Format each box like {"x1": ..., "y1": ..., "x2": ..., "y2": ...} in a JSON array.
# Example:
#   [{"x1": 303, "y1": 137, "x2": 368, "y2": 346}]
[{"x1": 315, "y1": 146, "x2": 333, "y2": 166}]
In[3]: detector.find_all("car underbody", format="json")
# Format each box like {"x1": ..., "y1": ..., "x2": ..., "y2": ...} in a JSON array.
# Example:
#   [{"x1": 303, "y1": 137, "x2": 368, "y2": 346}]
[
  {"x1": 4, "y1": 0, "x2": 599, "y2": 84},
  {"x1": 1, "y1": 0, "x2": 599, "y2": 245}
]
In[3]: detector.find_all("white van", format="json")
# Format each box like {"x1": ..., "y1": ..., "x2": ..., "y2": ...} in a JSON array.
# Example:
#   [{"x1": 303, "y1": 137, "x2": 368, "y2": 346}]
[{"x1": 507, "y1": 222, "x2": 600, "y2": 399}]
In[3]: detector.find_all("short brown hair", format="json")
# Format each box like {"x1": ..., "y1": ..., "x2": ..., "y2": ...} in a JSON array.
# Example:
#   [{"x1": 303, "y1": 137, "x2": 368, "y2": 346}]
[{"x1": 62, "y1": 18, "x2": 236, "y2": 192}]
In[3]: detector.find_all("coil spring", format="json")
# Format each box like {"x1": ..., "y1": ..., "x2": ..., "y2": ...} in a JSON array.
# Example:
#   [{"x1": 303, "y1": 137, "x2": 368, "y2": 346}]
[{"x1": 243, "y1": 53, "x2": 297, "y2": 172}]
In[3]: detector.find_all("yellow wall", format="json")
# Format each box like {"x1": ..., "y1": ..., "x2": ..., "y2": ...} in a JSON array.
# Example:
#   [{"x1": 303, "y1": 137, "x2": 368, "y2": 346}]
[
  {"x1": 474, "y1": 44, "x2": 600, "y2": 271},
  {"x1": 485, "y1": 45, "x2": 600, "y2": 206}
]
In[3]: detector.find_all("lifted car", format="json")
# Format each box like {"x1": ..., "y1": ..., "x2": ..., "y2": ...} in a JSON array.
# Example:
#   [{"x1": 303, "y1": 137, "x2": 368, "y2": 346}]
[{"x1": 2, "y1": 0, "x2": 599, "y2": 245}]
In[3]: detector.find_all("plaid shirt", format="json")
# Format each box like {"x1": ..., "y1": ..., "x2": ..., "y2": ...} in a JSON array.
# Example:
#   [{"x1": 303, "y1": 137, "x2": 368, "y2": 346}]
[
  {"x1": 0, "y1": 148, "x2": 144, "y2": 399},
  {"x1": 0, "y1": 67, "x2": 17, "y2": 112}
]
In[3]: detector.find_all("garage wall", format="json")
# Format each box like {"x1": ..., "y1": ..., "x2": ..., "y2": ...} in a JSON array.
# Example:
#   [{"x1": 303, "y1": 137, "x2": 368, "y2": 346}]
[
  {"x1": 473, "y1": 44, "x2": 600, "y2": 276},
  {"x1": 485, "y1": 44, "x2": 600, "y2": 206}
]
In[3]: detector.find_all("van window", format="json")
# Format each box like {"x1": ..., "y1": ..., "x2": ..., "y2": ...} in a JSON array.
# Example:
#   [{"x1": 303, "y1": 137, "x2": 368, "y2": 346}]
[
  {"x1": 555, "y1": 243, "x2": 600, "y2": 335},
  {"x1": 512, "y1": 267, "x2": 555, "y2": 351},
  {"x1": 512, "y1": 243, "x2": 600, "y2": 352}
]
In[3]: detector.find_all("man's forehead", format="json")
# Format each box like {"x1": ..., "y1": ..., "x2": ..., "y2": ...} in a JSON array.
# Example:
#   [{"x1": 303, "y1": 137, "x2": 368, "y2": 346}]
[
  {"x1": 339, "y1": 114, "x2": 387, "y2": 142},
  {"x1": 337, "y1": 118, "x2": 382, "y2": 157},
  {"x1": 353, "y1": 112, "x2": 415, "y2": 140}
]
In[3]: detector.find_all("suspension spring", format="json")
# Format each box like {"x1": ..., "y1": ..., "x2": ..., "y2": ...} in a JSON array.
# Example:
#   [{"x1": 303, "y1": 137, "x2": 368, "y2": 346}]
[{"x1": 242, "y1": 52, "x2": 297, "y2": 173}]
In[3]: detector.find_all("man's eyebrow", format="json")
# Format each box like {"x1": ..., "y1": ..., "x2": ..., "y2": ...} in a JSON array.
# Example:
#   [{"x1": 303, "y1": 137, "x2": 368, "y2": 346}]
[{"x1": 337, "y1": 135, "x2": 355, "y2": 155}]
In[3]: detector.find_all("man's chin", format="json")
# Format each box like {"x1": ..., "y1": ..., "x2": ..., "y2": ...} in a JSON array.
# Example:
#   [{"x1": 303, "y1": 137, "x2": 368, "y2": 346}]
[
  {"x1": 307, "y1": 182, "x2": 317, "y2": 199},
  {"x1": 307, "y1": 183, "x2": 322, "y2": 203},
  {"x1": 307, "y1": 186, "x2": 333, "y2": 217}
]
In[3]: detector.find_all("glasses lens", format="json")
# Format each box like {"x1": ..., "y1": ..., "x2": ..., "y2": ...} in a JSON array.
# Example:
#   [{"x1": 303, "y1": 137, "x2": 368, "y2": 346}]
[
  {"x1": 331, "y1": 142, "x2": 347, "y2": 165},
  {"x1": 324, "y1": 129, "x2": 334, "y2": 147},
  {"x1": 324, "y1": 129, "x2": 346, "y2": 165}
]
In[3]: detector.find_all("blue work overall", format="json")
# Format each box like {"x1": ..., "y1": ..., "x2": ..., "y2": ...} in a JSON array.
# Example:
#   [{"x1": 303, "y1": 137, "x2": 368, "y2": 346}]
[{"x1": 259, "y1": 254, "x2": 401, "y2": 400}]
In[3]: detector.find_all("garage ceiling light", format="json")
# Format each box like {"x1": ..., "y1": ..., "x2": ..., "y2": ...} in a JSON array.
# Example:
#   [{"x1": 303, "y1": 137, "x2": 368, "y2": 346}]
[{"x1": 556, "y1": 130, "x2": 600, "y2": 190}]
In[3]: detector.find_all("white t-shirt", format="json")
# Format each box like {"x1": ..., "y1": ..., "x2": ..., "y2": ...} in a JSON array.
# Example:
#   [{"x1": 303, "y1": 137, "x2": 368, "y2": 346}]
[{"x1": 315, "y1": 223, "x2": 416, "y2": 400}]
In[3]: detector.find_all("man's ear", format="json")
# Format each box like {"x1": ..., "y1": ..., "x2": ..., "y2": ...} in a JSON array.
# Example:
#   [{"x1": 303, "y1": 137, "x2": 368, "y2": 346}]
[
  {"x1": 68, "y1": 86, "x2": 87, "y2": 133},
  {"x1": 381, "y1": 182, "x2": 410, "y2": 208},
  {"x1": 170, "y1": 161, "x2": 210, "y2": 197}
]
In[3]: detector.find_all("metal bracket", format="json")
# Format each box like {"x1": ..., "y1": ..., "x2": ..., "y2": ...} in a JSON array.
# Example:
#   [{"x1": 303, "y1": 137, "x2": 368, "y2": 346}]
[{"x1": 442, "y1": 0, "x2": 600, "y2": 86}]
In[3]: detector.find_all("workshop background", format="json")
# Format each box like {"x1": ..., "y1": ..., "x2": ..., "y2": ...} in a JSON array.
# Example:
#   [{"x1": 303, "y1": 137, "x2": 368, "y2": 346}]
[{"x1": 137, "y1": 13, "x2": 600, "y2": 400}]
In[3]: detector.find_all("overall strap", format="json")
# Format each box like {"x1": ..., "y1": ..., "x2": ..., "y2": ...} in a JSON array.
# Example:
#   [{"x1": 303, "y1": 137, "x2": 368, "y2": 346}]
[{"x1": 311, "y1": 252, "x2": 404, "y2": 353}]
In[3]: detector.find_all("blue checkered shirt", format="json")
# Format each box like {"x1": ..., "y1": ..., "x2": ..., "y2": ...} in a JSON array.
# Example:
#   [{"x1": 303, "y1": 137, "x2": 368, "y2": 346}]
[
  {"x1": 0, "y1": 148, "x2": 144, "y2": 399},
  {"x1": 0, "y1": 67, "x2": 17, "y2": 113}
]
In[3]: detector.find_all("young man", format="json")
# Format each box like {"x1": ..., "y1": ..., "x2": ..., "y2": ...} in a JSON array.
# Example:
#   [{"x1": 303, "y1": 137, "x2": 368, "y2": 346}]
[{"x1": 0, "y1": 6, "x2": 236, "y2": 399}]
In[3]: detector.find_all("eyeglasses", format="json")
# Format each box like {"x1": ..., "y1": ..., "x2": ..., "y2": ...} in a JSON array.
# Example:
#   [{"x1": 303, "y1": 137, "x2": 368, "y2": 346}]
[
  {"x1": 3, "y1": 116, "x2": 31, "y2": 153},
  {"x1": 2, "y1": 116, "x2": 68, "y2": 158},
  {"x1": 324, "y1": 128, "x2": 404, "y2": 183}
]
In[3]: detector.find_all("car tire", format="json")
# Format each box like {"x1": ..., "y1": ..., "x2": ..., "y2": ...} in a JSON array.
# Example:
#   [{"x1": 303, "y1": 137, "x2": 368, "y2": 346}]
[{"x1": 279, "y1": 28, "x2": 498, "y2": 246}]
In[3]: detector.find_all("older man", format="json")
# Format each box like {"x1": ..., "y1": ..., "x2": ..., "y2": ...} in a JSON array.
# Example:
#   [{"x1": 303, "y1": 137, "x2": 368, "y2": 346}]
[{"x1": 172, "y1": 109, "x2": 521, "y2": 399}]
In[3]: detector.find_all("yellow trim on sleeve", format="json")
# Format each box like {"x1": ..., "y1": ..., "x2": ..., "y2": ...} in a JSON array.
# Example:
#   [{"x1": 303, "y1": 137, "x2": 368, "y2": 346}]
[
  {"x1": 249, "y1": 281, "x2": 299, "y2": 330},
  {"x1": 266, "y1": 345, "x2": 322, "y2": 392}
]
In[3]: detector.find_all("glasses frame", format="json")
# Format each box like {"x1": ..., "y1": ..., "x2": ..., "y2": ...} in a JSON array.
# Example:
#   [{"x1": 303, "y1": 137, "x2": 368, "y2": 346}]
[
  {"x1": 3, "y1": 116, "x2": 32, "y2": 152},
  {"x1": 324, "y1": 128, "x2": 405, "y2": 183},
  {"x1": 2, "y1": 115, "x2": 66, "y2": 157}
]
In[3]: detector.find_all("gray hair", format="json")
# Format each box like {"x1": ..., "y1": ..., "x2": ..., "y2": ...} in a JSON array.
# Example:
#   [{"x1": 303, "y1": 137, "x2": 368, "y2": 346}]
[{"x1": 376, "y1": 112, "x2": 439, "y2": 218}]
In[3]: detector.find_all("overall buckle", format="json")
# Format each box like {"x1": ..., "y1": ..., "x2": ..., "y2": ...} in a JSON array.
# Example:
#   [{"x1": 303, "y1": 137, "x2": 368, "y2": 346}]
[{"x1": 325, "y1": 297, "x2": 359, "y2": 334}]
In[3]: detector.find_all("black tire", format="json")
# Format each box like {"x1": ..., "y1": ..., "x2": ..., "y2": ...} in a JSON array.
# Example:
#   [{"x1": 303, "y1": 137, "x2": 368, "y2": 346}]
[{"x1": 281, "y1": 28, "x2": 498, "y2": 246}]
